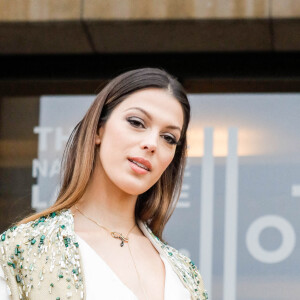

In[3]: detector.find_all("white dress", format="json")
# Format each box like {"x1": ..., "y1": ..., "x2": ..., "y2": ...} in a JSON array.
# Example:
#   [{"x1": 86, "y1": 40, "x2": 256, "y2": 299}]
[{"x1": 0, "y1": 234, "x2": 191, "y2": 300}]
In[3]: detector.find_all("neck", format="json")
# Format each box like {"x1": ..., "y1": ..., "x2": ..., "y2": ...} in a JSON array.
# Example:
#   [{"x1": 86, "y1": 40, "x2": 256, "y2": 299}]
[{"x1": 73, "y1": 163, "x2": 138, "y2": 233}]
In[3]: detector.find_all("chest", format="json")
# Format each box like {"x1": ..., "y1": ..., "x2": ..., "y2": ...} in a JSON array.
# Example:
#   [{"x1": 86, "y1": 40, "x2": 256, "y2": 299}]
[{"x1": 77, "y1": 231, "x2": 166, "y2": 300}]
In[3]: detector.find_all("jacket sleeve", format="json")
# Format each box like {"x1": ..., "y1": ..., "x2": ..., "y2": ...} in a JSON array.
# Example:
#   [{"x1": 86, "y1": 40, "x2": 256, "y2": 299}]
[{"x1": 0, "y1": 265, "x2": 11, "y2": 300}]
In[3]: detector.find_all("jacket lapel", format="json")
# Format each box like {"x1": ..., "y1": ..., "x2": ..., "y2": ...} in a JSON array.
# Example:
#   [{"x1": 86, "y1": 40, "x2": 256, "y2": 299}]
[{"x1": 137, "y1": 220, "x2": 206, "y2": 300}]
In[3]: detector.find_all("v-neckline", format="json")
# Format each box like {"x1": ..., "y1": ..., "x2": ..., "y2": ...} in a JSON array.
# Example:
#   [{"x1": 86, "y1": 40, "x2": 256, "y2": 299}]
[{"x1": 75, "y1": 232, "x2": 167, "y2": 300}]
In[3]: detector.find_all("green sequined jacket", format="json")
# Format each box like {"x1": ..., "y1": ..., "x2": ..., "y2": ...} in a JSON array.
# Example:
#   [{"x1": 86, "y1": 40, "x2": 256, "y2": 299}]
[{"x1": 0, "y1": 209, "x2": 208, "y2": 300}]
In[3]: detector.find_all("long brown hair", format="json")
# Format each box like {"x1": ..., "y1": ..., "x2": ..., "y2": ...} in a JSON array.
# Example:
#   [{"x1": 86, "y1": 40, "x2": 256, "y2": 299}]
[{"x1": 18, "y1": 68, "x2": 190, "y2": 239}]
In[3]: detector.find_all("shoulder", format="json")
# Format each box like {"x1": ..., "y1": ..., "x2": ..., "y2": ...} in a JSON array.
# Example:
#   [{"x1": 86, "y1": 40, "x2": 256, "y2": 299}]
[
  {"x1": 0, "y1": 209, "x2": 72, "y2": 249},
  {"x1": 0, "y1": 209, "x2": 83, "y2": 299},
  {"x1": 140, "y1": 221, "x2": 208, "y2": 300},
  {"x1": 0, "y1": 209, "x2": 77, "y2": 269}
]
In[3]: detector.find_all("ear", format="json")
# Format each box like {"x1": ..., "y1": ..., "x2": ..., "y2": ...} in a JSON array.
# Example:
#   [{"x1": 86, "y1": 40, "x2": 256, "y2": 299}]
[
  {"x1": 95, "y1": 134, "x2": 101, "y2": 145},
  {"x1": 95, "y1": 125, "x2": 104, "y2": 145}
]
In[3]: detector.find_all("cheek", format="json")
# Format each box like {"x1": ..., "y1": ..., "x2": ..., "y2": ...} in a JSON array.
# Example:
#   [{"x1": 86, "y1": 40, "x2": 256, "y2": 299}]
[
  {"x1": 162, "y1": 152, "x2": 174, "y2": 169},
  {"x1": 153, "y1": 150, "x2": 175, "y2": 180},
  {"x1": 99, "y1": 127, "x2": 128, "y2": 166}
]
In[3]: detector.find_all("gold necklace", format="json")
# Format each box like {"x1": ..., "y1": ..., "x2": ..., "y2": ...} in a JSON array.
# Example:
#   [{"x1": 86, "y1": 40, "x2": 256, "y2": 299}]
[
  {"x1": 74, "y1": 205, "x2": 149, "y2": 300},
  {"x1": 74, "y1": 205, "x2": 136, "y2": 247}
]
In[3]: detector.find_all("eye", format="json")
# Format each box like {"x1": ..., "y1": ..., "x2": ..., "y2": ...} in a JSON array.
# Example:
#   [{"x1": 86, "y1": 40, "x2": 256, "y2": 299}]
[
  {"x1": 127, "y1": 116, "x2": 179, "y2": 145},
  {"x1": 127, "y1": 117, "x2": 145, "y2": 128},
  {"x1": 162, "y1": 134, "x2": 179, "y2": 145}
]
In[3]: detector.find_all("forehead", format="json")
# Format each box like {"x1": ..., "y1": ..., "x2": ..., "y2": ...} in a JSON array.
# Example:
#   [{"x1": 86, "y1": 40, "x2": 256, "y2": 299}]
[{"x1": 115, "y1": 88, "x2": 184, "y2": 126}]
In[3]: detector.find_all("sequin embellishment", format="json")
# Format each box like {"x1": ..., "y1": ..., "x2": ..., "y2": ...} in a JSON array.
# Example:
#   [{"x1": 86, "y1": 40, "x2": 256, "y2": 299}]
[
  {"x1": 141, "y1": 221, "x2": 208, "y2": 300},
  {"x1": 0, "y1": 209, "x2": 84, "y2": 300},
  {"x1": 0, "y1": 209, "x2": 206, "y2": 300}
]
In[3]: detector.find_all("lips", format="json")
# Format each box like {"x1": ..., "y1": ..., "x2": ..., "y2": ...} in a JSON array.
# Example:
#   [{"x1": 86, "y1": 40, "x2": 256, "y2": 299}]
[{"x1": 128, "y1": 157, "x2": 152, "y2": 171}]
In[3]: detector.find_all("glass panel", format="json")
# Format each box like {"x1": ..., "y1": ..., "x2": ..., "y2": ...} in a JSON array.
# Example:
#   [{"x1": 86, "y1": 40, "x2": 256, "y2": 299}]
[
  {"x1": 0, "y1": 97, "x2": 39, "y2": 230},
  {"x1": 1, "y1": 93, "x2": 300, "y2": 300}
]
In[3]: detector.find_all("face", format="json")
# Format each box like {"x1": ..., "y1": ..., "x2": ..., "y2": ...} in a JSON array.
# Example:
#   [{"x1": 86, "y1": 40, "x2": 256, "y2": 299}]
[{"x1": 95, "y1": 87, "x2": 184, "y2": 196}]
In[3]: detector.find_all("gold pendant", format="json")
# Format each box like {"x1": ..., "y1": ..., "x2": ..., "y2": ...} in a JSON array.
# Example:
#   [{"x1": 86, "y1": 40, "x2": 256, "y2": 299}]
[{"x1": 111, "y1": 232, "x2": 129, "y2": 247}]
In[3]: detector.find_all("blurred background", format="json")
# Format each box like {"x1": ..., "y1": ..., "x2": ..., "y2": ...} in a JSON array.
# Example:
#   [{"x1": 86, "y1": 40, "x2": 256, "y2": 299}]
[{"x1": 0, "y1": 1, "x2": 300, "y2": 300}]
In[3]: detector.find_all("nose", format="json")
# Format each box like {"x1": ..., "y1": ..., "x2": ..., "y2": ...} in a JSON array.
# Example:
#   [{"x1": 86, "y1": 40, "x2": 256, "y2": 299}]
[
  {"x1": 142, "y1": 143, "x2": 156, "y2": 153},
  {"x1": 141, "y1": 134, "x2": 157, "y2": 153}
]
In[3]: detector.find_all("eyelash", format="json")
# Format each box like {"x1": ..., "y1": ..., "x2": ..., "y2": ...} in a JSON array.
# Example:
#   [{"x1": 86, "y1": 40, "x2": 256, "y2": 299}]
[{"x1": 127, "y1": 117, "x2": 179, "y2": 145}]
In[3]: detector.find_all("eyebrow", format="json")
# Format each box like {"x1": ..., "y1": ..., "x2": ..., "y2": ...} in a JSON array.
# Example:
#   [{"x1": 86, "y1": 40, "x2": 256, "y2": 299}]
[{"x1": 125, "y1": 107, "x2": 182, "y2": 133}]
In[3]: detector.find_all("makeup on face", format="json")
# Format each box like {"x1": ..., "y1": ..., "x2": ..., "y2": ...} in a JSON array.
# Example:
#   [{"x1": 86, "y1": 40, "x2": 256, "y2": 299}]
[
  {"x1": 124, "y1": 107, "x2": 182, "y2": 146},
  {"x1": 96, "y1": 88, "x2": 184, "y2": 195}
]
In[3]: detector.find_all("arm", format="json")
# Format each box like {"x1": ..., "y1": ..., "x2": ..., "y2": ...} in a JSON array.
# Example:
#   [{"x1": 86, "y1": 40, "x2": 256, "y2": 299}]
[{"x1": 0, "y1": 265, "x2": 11, "y2": 300}]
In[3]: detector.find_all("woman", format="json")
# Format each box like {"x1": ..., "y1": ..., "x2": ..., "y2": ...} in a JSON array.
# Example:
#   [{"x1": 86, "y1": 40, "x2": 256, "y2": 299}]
[{"x1": 0, "y1": 68, "x2": 207, "y2": 300}]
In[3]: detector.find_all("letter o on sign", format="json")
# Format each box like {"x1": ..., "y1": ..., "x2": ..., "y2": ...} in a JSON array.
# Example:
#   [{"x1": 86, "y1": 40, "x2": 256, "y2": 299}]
[{"x1": 246, "y1": 215, "x2": 296, "y2": 264}]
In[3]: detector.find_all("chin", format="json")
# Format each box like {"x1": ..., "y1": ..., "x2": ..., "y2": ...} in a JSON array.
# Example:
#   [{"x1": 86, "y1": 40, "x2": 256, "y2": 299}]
[
  {"x1": 116, "y1": 180, "x2": 152, "y2": 196},
  {"x1": 121, "y1": 185, "x2": 149, "y2": 196}
]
